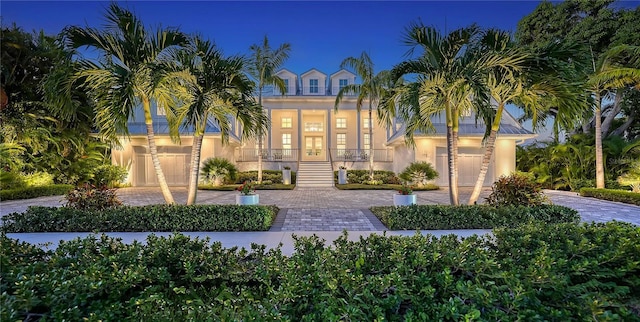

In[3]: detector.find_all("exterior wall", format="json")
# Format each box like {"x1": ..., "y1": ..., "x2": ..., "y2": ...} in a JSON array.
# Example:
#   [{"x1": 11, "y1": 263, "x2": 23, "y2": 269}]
[
  {"x1": 494, "y1": 139, "x2": 516, "y2": 178},
  {"x1": 329, "y1": 69, "x2": 356, "y2": 95}
]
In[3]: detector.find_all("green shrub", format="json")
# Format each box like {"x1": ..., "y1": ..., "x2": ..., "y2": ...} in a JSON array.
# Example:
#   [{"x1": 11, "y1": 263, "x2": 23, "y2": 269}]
[
  {"x1": 22, "y1": 171, "x2": 55, "y2": 187},
  {"x1": 1, "y1": 204, "x2": 279, "y2": 232},
  {"x1": 3, "y1": 221, "x2": 639, "y2": 320},
  {"x1": 91, "y1": 164, "x2": 128, "y2": 187},
  {"x1": 342, "y1": 170, "x2": 400, "y2": 184},
  {"x1": 370, "y1": 204, "x2": 579, "y2": 230},
  {"x1": 486, "y1": 172, "x2": 548, "y2": 206},
  {"x1": 201, "y1": 157, "x2": 238, "y2": 185},
  {"x1": 0, "y1": 184, "x2": 74, "y2": 201},
  {"x1": 64, "y1": 184, "x2": 122, "y2": 210},
  {"x1": 236, "y1": 170, "x2": 296, "y2": 184},
  {"x1": 335, "y1": 183, "x2": 439, "y2": 191},
  {"x1": 0, "y1": 170, "x2": 26, "y2": 190},
  {"x1": 399, "y1": 161, "x2": 438, "y2": 186},
  {"x1": 618, "y1": 159, "x2": 640, "y2": 192},
  {"x1": 580, "y1": 188, "x2": 640, "y2": 206}
]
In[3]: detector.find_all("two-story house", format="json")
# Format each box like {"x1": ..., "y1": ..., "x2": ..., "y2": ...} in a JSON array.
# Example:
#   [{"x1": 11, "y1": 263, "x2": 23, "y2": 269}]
[{"x1": 112, "y1": 68, "x2": 535, "y2": 187}]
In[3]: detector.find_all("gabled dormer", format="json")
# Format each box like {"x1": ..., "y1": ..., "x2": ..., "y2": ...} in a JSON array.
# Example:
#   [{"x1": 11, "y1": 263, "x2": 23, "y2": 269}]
[
  {"x1": 300, "y1": 68, "x2": 327, "y2": 96},
  {"x1": 329, "y1": 69, "x2": 356, "y2": 95},
  {"x1": 274, "y1": 69, "x2": 297, "y2": 96}
]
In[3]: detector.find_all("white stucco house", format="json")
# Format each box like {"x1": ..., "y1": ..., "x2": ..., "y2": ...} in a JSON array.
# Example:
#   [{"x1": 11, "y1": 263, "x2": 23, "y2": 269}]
[{"x1": 112, "y1": 68, "x2": 535, "y2": 187}]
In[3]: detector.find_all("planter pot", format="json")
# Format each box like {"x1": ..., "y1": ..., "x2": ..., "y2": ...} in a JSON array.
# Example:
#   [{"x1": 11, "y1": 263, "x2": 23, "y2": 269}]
[
  {"x1": 393, "y1": 194, "x2": 416, "y2": 206},
  {"x1": 282, "y1": 169, "x2": 291, "y2": 185},
  {"x1": 236, "y1": 194, "x2": 259, "y2": 205},
  {"x1": 338, "y1": 169, "x2": 347, "y2": 184}
]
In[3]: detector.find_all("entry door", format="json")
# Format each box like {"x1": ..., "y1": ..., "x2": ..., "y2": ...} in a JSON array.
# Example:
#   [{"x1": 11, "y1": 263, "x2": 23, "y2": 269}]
[{"x1": 304, "y1": 136, "x2": 324, "y2": 160}]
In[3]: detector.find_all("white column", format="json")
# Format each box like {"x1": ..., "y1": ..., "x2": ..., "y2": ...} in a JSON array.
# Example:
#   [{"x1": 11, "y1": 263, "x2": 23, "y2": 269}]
[
  {"x1": 356, "y1": 109, "x2": 361, "y2": 151},
  {"x1": 326, "y1": 109, "x2": 331, "y2": 160},
  {"x1": 298, "y1": 109, "x2": 302, "y2": 161},
  {"x1": 267, "y1": 108, "x2": 272, "y2": 153}
]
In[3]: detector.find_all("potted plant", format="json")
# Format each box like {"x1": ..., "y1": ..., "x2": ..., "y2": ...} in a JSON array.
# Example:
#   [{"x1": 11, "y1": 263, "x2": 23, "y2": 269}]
[
  {"x1": 282, "y1": 166, "x2": 292, "y2": 185},
  {"x1": 338, "y1": 166, "x2": 348, "y2": 184},
  {"x1": 236, "y1": 181, "x2": 259, "y2": 205},
  {"x1": 394, "y1": 184, "x2": 416, "y2": 206}
]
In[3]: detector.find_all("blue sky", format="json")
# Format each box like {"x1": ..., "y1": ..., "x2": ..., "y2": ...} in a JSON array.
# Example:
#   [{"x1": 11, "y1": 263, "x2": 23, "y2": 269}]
[
  {"x1": 3, "y1": 1, "x2": 543, "y2": 74},
  {"x1": 7, "y1": 0, "x2": 635, "y2": 140}
]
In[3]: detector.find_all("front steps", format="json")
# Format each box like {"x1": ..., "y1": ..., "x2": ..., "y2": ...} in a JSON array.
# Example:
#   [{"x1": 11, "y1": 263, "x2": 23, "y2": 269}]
[{"x1": 296, "y1": 161, "x2": 334, "y2": 188}]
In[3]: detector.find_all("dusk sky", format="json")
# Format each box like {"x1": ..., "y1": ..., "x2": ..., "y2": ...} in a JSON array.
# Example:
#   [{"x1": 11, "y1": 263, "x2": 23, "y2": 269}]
[
  {"x1": 2, "y1": 1, "x2": 545, "y2": 74},
  {"x1": 3, "y1": 1, "x2": 638, "y2": 139}
]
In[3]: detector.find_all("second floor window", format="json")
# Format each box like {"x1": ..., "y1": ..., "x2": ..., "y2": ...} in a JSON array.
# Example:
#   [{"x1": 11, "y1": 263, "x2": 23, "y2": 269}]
[
  {"x1": 310, "y1": 79, "x2": 318, "y2": 93},
  {"x1": 336, "y1": 117, "x2": 347, "y2": 129},
  {"x1": 304, "y1": 122, "x2": 323, "y2": 132},
  {"x1": 339, "y1": 79, "x2": 348, "y2": 90},
  {"x1": 157, "y1": 102, "x2": 166, "y2": 116},
  {"x1": 363, "y1": 133, "x2": 371, "y2": 151},
  {"x1": 282, "y1": 117, "x2": 292, "y2": 128},
  {"x1": 363, "y1": 118, "x2": 372, "y2": 128}
]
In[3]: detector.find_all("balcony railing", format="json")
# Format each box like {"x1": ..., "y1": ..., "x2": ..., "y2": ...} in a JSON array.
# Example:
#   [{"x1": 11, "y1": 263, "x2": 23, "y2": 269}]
[
  {"x1": 236, "y1": 148, "x2": 299, "y2": 162},
  {"x1": 329, "y1": 149, "x2": 393, "y2": 162},
  {"x1": 259, "y1": 86, "x2": 358, "y2": 97}
]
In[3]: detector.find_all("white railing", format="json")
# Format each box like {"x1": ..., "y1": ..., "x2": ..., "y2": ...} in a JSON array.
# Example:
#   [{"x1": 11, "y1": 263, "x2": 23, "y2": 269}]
[
  {"x1": 329, "y1": 149, "x2": 393, "y2": 162},
  {"x1": 236, "y1": 148, "x2": 299, "y2": 162}
]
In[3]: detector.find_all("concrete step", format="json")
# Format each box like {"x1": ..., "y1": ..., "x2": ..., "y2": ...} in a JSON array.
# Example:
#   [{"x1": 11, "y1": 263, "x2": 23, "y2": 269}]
[{"x1": 297, "y1": 161, "x2": 334, "y2": 187}]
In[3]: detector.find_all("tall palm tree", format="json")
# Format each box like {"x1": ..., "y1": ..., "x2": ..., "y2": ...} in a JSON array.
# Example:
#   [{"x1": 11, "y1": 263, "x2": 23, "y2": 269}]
[
  {"x1": 587, "y1": 45, "x2": 640, "y2": 188},
  {"x1": 391, "y1": 23, "x2": 521, "y2": 205},
  {"x1": 467, "y1": 32, "x2": 585, "y2": 204},
  {"x1": 334, "y1": 52, "x2": 392, "y2": 181},
  {"x1": 168, "y1": 37, "x2": 268, "y2": 205},
  {"x1": 246, "y1": 36, "x2": 290, "y2": 183},
  {"x1": 63, "y1": 3, "x2": 188, "y2": 204}
]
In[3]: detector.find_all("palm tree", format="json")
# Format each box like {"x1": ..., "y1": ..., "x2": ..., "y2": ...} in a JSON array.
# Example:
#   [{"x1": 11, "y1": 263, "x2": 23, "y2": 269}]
[
  {"x1": 467, "y1": 32, "x2": 585, "y2": 204},
  {"x1": 63, "y1": 3, "x2": 188, "y2": 204},
  {"x1": 334, "y1": 52, "x2": 392, "y2": 181},
  {"x1": 391, "y1": 23, "x2": 521, "y2": 205},
  {"x1": 168, "y1": 37, "x2": 268, "y2": 205},
  {"x1": 246, "y1": 36, "x2": 290, "y2": 183},
  {"x1": 586, "y1": 45, "x2": 640, "y2": 188}
]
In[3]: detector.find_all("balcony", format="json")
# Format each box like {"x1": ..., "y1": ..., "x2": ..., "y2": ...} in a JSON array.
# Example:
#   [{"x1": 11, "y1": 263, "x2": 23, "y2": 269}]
[
  {"x1": 329, "y1": 149, "x2": 393, "y2": 162},
  {"x1": 236, "y1": 148, "x2": 299, "y2": 162}
]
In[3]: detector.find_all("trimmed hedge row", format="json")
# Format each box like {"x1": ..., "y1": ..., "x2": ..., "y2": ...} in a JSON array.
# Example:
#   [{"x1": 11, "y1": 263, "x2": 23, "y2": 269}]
[
  {"x1": 198, "y1": 184, "x2": 296, "y2": 191},
  {"x1": 335, "y1": 183, "x2": 439, "y2": 191},
  {"x1": 1, "y1": 205, "x2": 279, "y2": 232},
  {"x1": 0, "y1": 184, "x2": 73, "y2": 201},
  {"x1": 580, "y1": 188, "x2": 640, "y2": 206},
  {"x1": 236, "y1": 170, "x2": 296, "y2": 184},
  {"x1": 3, "y1": 221, "x2": 639, "y2": 320},
  {"x1": 370, "y1": 204, "x2": 579, "y2": 230}
]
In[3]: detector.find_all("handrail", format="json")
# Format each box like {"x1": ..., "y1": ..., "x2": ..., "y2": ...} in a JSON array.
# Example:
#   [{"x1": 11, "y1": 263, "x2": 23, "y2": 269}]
[
  {"x1": 328, "y1": 148, "x2": 394, "y2": 162},
  {"x1": 236, "y1": 148, "x2": 299, "y2": 162}
]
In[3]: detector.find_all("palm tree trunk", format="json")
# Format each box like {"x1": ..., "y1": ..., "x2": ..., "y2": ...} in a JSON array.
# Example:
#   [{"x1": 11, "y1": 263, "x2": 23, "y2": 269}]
[
  {"x1": 143, "y1": 97, "x2": 174, "y2": 204},
  {"x1": 468, "y1": 104, "x2": 503, "y2": 205},
  {"x1": 468, "y1": 130, "x2": 497, "y2": 205},
  {"x1": 447, "y1": 125, "x2": 459, "y2": 205},
  {"x1": 368, "y1": 100, "x2": 374, "y2": 181},
  {"x1": 257, "y1": 92, "x2": 263, "y2": 183},
  {"x1": 186, "y1": 134, "x2": 203, "y2": 205},
  {"x1": 595, "y1": 92, "x2": 605, "y2": 188},
  {"x1": 601, "y1": 89, "x2": 623, "y2": 137}
]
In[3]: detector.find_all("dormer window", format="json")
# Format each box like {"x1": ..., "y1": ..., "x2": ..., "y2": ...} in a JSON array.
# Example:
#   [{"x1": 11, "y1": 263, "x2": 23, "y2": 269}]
[
  {"x1": 339, "y1": 79, "x2": 348, "y2": 90},
  {"x1": 283, "y1": 79, "x2": 289, "y2": 94},
  {"x1": 309, "y1": 79, "x2": 319, "y2": 94}
]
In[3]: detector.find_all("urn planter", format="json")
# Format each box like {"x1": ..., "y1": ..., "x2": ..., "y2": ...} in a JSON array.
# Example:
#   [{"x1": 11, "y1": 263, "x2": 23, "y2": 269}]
[
  {"x1": 393, "y1": 194, "x2": 416, "y2": 206},
  {"x1": 236, "y1": 194, "x2": 259, "y2": 205},
  {"x1": 338, "y1": 169, "x2": 347, "y2": 184},
  {"x1": 282, "y1": 169, "x2": 292, "y2": 185}
]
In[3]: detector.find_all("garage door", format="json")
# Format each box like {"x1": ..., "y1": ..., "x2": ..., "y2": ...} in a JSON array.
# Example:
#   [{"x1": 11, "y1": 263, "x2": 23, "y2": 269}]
[
  {"x1": 435, "y1": 147, "x2": 494, "y2": 187},
  {"x1": 134, "y1": 146, "x2": 191, "y2": 186}
]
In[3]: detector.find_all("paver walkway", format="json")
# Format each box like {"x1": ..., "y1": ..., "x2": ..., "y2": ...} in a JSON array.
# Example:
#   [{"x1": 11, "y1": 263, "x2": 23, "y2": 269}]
[{"x1": 2, "y1": 187, "x2": 639, "y2": 230}]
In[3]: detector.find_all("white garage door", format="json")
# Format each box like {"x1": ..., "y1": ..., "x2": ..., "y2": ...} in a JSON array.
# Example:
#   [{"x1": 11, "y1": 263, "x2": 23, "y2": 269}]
[
  {"x1": 435, "y1": 147, "x2": 494, "y2": 187},
  {"x1": 134, "y1": 146, "x2": 191, "y2": 186}
]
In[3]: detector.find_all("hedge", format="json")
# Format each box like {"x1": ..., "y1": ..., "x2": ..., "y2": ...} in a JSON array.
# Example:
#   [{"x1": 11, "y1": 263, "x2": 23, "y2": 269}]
[
  {"x1": 1, "y1": 204, "x2": 279, "y2": 232},
  {"x1": 370, "y1": 204, "x2": 580, "y2": 230},
  {"x1": 198, "y1": 184, "x2": 296, "y2": 191},
  {"x1": 2, "y1": 221, "x2": 639, "y2": 320},
  {"x1": 0, "y1": 184, "x2": 73, "y2": 201},
  {"x1": 579, "y1": 188, "x2": 640, "y2": 206},
  {"x1": 335, "y1": 183, "x2": 439, "y2": 191},
  {"x1": 236, "y1": 170, "x2": 296, "y2": 184}
]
